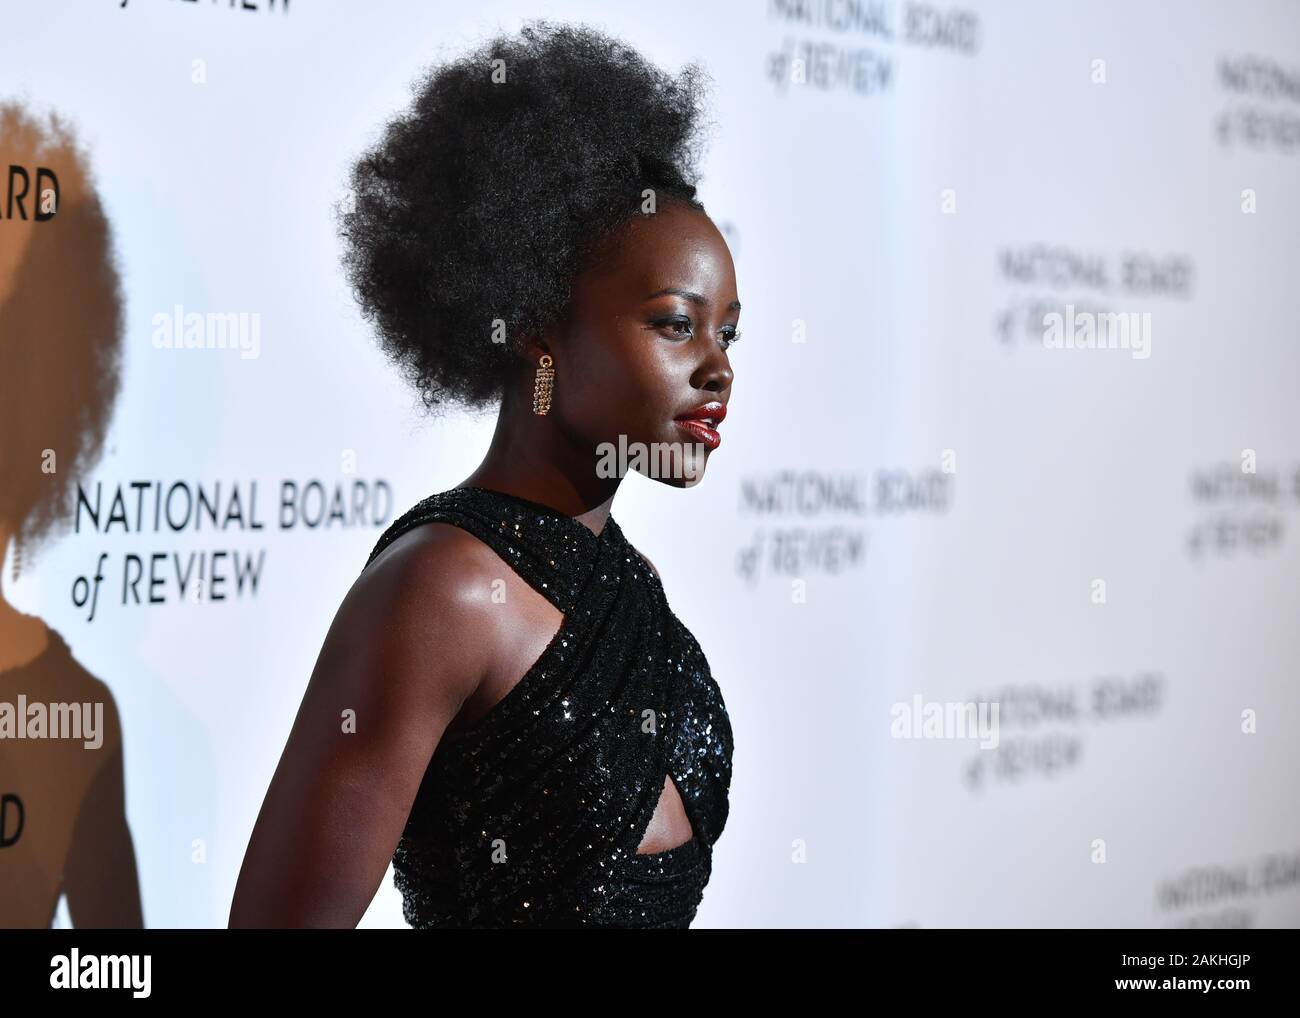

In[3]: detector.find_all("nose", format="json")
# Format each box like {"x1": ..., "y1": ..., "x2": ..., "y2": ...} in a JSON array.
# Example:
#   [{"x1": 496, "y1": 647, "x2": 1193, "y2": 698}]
[{"x1": 691, "y1": 336, "x2": 733, "y2": 394}]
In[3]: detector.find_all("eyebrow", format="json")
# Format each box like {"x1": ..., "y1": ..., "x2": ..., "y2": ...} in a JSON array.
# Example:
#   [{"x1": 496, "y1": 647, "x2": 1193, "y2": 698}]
[{"x1": 645, "y1": 287, "x2": 742, "y2": 312}]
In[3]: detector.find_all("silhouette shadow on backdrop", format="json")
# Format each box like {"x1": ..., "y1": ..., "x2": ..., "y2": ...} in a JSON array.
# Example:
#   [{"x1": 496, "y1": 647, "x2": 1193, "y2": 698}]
[{"x1": 0, "y1": 100, "x2": 142, "y2": 927}]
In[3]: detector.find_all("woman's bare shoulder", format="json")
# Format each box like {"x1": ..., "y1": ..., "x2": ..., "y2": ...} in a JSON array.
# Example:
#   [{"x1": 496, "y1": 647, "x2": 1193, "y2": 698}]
[
  {"x1": 361, "y1": 520, "x2": 511, "y2": 607},
  {"x1": 329, "y1": 521, "x2": 510, "y2": 718}
]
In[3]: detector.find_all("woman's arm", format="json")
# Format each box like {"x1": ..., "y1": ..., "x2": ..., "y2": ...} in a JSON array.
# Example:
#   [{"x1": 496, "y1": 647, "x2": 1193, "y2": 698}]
[{"x1": 228, "y1": 525, "x2": 495, "y2": 928}]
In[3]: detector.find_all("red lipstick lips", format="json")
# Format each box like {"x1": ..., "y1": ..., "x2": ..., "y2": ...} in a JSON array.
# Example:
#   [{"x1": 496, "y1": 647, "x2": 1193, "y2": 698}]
[{"x1": 673, "y1": 400, "x2": 726, "y2": 450}]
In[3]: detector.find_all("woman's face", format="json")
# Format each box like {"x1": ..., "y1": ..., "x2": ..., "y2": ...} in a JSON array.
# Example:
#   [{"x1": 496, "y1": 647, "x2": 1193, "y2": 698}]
[{"x1": 552, "y1": 202, "x2": 739, "y2": 488}]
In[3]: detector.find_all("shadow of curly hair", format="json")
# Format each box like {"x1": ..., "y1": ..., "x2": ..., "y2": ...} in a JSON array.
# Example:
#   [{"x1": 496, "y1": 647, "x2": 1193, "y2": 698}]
[
  {"x1": 337, "y1": 19, "x2": 714, "y2": 417},
  {"x1": 0, "y1": 102, "x2": 124, "y2": 570}
]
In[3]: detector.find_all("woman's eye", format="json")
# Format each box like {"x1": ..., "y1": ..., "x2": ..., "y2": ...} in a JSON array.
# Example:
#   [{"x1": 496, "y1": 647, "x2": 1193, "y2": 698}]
[{"x1": 655, "y1": 316, "x2": 739, "y2": 349}]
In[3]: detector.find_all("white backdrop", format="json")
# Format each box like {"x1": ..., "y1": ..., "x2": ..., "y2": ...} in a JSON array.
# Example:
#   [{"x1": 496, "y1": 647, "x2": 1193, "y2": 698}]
[{"x1": 3, "y1": 0, "x2": 1298, "y2": 928}]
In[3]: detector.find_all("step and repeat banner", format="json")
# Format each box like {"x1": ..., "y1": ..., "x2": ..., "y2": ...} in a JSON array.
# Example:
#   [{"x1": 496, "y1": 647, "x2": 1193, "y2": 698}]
[{"x1": 2, "y1": 0, "x2": 1297, "y2": 928}]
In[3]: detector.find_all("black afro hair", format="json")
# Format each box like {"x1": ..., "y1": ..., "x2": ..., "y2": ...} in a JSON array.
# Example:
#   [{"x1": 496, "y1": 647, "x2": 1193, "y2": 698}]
[{"x1": 338, "y1": 19, "x2": 713, "y2": 416}]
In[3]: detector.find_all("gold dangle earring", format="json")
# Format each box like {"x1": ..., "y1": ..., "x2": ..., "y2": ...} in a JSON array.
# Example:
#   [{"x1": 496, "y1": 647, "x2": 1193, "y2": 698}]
[{"x1": 532, "y1": 354, "x2": 554, "y2": 415}]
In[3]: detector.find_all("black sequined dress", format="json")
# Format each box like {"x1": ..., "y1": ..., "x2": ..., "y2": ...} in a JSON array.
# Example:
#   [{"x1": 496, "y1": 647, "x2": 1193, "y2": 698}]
[{"x1": 362, "y1": 485, "x2": 734, "y2": 928}]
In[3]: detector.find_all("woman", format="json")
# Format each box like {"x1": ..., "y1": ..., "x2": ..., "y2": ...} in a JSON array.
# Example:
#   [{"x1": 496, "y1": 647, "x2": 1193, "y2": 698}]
[{"x1": 230, "y1": 20, "x2": 738, "y2": 928}]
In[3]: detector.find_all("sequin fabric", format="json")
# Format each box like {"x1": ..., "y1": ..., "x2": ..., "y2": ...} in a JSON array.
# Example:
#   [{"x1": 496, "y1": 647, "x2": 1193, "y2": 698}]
[{"x1": 361, "y1": 485, "x2": 734, "y2": 928}]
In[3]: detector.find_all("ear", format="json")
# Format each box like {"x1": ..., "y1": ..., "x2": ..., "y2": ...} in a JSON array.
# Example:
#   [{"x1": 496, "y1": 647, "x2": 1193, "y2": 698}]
[
  {"x1": 517, "y1": 333, "x2": 552, "y2": 363},
  {"x1": 524, "y1": 317, "x2": 566, "y2": 359}
]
